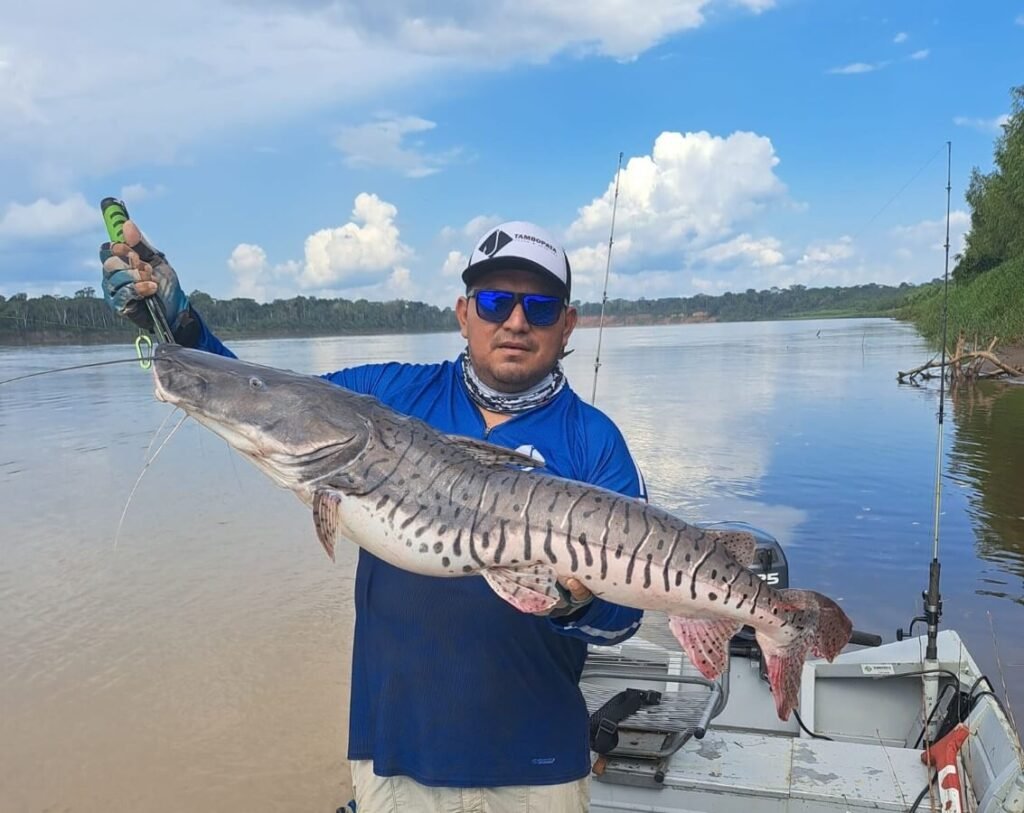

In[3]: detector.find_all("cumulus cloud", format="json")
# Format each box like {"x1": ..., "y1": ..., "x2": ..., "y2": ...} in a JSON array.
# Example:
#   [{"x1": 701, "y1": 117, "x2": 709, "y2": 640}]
[
  {"x1": 300, "y1": 193, "x2": 411, "y2": 288},
  {"x1": 893, "y1": 32, "x2": 908, "y2": 43},
  {"x1": 566, "y1": 130, "x2": 785, "y2": 292},
  {"x1": 953, "y1": 114, "x2": 1009, "y2": 133},
  {"x1": 0, "y1": 194, "x2": 96, "y2": 239},
  {"x1": 334, "y1": 115, "x2": 459, "y2": 177},
  {"x1": 0, "y1": 0, "x2": 773, "y2": 188},
  {"x1": 909, "y1": 49, "x2": 929, "y2": 60},
  {"x1": 441, "y1": 250, "x2": 468, "y2": 278},
  {"x1": 226, "y1": 193, "x2": 413, "y2": 300}
]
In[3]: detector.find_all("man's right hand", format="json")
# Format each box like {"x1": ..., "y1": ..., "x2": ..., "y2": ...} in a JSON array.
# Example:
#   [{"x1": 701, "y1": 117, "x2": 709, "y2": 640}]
[{"x1": 100, "y1": 221, "x2": 190, "y2": 334}]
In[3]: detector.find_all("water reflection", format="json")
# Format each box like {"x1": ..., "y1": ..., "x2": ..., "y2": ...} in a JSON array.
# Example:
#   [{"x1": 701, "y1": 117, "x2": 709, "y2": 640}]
[{"x1": 950, "y1": 383, "x2": 1024, "y2": 602}]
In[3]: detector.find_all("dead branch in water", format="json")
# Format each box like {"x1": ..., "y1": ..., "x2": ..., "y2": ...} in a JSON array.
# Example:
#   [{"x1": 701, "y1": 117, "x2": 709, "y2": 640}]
[{"x1": 898, "y1": 333, "x2": 1024, "y2": 384}]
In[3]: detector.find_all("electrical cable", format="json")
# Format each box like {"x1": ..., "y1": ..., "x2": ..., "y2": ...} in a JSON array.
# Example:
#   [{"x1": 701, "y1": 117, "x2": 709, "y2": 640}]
[{"x1": 793, "y1": 708, "x2": 833, "y2": 741}]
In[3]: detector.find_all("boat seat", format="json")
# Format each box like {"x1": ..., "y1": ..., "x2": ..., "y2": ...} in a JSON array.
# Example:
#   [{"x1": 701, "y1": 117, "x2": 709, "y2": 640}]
[{"x1": 581, "y1": 611, "x2": 730, "y2": 786}]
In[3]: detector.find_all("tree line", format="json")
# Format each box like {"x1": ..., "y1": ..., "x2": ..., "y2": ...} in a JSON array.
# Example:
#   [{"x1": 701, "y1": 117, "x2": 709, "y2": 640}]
[{"x1": 1, "y1": 282, "x2": 917, "y2": 345}]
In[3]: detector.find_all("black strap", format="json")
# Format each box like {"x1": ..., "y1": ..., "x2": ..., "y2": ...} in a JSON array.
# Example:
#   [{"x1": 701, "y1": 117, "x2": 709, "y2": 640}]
[{"x1": 588, "y1": 688, "x2": 662, "y2": 754}]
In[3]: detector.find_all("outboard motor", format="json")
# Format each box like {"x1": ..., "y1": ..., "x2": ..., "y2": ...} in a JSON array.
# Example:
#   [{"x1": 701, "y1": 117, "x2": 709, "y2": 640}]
[{"x1": 695, "y1": 521, "x2": 789, "y2": 658}]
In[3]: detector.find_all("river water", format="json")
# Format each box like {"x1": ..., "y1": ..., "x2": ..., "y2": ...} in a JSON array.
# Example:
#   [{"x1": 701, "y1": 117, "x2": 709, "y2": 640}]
[{"x1": 1, "y1": 318, "x2": 1022, "y2": 811}]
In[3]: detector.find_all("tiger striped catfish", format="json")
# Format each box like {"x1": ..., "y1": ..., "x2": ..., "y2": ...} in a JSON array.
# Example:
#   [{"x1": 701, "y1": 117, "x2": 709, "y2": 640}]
[{"x1": 152, "y1": 344, "x2": 852, "y2": 720}]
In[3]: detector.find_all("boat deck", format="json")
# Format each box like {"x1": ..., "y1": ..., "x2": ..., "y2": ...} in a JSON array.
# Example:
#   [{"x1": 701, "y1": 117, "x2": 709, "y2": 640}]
[{"x1": 593, "y1": 729, "x2": 928, "y2": 813}]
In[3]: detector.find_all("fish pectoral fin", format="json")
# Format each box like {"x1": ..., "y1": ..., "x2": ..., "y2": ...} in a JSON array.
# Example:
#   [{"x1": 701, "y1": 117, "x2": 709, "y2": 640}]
[
  {"x1": 711, "y1": 530, "x2": 757, "y2": 568},
  {"x1": 482, "y1": 564, "x2": 562, "y2": 614},
  {"x1": 312, "y1": 488, "x2": 344, "y2": 562},
  {"x1": 668, "y1": 616, "x2": 743, "y2": 680},
  {"x1": 444, "y1": 435, "x2": 541, "y2": 469}
]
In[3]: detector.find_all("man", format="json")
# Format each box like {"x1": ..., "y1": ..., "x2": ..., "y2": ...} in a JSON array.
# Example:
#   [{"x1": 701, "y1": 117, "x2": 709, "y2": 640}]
[{"x1": 102, "y1": 219, "x2": 646, "y2": 812}]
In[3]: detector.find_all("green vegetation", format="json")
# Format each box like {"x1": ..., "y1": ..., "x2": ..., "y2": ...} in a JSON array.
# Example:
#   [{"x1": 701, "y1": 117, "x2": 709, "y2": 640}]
[
  {"x1": 954, "y1": 86, "x2": 1024, "y2": 285},
  {"x1": 0, "y1": 289, "x2": 457, "y2": 345},
  {"x1": 0, "y1": 283, "x2": 917, "y2": 345},
  {"x1": 899, "y1": 256, "x2": 1024, "y2": 345},
  {"x1": 904, "y1": 84, "x2": 1024, "y2": 349}
]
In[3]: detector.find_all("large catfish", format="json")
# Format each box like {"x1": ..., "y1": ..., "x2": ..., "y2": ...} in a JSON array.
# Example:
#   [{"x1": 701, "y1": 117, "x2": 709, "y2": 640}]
[{"x1": 152, "y1": 345, "x2": 852, "y2": 719}]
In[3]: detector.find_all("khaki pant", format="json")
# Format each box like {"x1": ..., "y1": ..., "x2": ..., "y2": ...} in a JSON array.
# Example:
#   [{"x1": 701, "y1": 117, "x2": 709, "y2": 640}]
[{"x1": 350, "y1": 759, "x2": 590, "y2": 813}]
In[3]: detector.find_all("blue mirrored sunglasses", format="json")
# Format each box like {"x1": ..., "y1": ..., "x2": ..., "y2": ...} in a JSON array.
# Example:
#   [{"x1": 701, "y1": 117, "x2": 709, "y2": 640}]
[{"x1": 470, "y1": 290, "x2": 566, "y2": 327}]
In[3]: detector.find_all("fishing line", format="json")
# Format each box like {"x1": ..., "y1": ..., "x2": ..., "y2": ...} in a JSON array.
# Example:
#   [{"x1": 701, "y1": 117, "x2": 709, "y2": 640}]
[
  {"x1": 114, "y1": 410, "x2": 188, "y2": 549},
  {"x1": 848, "y1": 141, "x2": 947, "y2": 243},
  {"x1": 144, "y1": 405, "x2": 186, "y2": 462},
  {"x1": 0, "y1": 357, "x2": 143, "y2": 386}
]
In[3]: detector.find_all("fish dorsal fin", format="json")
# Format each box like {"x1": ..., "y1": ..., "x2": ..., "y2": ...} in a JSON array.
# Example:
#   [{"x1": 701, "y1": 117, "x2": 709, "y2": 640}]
[
  {"x1": 445, "y1": 435, "x2": 542, "y2": 469},
  {"x1": 481, "y1": 564, "x2": 561, "y2": 614},
  {"x1": 312, "y1": 488, "x2": 345, "y2": 562},
  {"x1": 710, "y1": 530, "x2": 757, "y2": 567}
]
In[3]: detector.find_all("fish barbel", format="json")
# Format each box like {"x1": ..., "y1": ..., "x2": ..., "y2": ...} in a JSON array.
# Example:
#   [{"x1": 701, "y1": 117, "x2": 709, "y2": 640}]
[{"x1": 152, "y1": 345, "x2": 852, "y2": 719}]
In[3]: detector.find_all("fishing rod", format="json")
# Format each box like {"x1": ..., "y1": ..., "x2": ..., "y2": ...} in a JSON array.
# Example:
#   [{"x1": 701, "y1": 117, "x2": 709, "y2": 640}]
[
  {"x1": 898, "y1": 141, "x2": 953, "y2": 741},
  {"x1": 591, "y1": 151, "x2": 624, "y2": 405}
]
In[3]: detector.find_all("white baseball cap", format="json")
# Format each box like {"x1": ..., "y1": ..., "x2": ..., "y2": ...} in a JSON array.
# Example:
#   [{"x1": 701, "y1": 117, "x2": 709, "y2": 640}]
[{"x1": 462, "y1": 221, "x2": 572, "y2": 300}]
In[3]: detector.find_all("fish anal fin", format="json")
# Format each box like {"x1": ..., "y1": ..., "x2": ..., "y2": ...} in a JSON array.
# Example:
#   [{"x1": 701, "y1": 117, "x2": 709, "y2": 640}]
[
  {"x1": 668, "y1": 616, "x2": 743, "y2": 680},
  {"x1": 445, "y1": 435, "x2": 541, "y2": 468},
  {"x1": 482, "y1": 564, "x2": 561, "y2": 614},
  {"x1": 712, "y1": 530, "x2": 757, "y2": 568},
  {"x1": 312, "y1": 488, "x2": 343, "y2": 562}
]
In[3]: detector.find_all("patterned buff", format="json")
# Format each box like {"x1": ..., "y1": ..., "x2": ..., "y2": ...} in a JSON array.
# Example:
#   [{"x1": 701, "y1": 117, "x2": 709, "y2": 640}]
[{"x1": 460, "y1": 352, "x2": 566, "y2": 414}]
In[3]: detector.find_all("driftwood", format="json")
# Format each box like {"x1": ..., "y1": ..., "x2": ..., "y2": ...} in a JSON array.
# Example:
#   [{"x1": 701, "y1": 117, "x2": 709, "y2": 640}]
[{"x1": 898, "y1": 334, "x2": 1024, "y2": 384}]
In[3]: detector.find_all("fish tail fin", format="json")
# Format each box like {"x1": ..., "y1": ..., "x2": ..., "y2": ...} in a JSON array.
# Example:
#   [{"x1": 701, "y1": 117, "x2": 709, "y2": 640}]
[{"x1": 756, "y1": 589, "x2": 853, "y2": 720}]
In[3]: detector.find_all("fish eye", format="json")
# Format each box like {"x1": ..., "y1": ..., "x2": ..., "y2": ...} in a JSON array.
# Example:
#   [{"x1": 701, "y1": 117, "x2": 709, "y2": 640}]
[{"x1": 249, "y1": 377, "x2": 264, "y2": 389}]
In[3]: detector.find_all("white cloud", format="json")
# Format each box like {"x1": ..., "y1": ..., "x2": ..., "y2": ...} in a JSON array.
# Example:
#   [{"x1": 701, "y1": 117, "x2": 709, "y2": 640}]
[
  {"x1": 796, "y1": 236, "x2": 854, "y2": 267},
  {"x1": 334, "y1": 115, "x2": 459, "y2": 178},
  {"x1": 300, "y1": 193, "x2": 411, "y2": 288},
  {"x1": 953, "y1": 114, "x2": 1010, "y2": 134},
  {"x1": 909, "y1": 49, "x2": 929, "y2": 60},
  {"x1": 439, "y1": 215, "x2": 502, "y2": 244},
  {"x1": 698, "y1": 234, "x2": 784, "y2": 267},
  {"x1": 120, "y1": 184, "x2": 166, "y2": 204},
  {"x1": 225, "y1": 193, "x2": 414, "y2": 301},
  {"x1": 893, "y1": 32, "x2": 908, "y2": 43},
  {"x1": 566, "y1": 130, "x2": 785, "y2": 294},
  {"x1": 228, "y1": 243, "x2": 271, "y2": 300},
  {"x1": 442, "y1": 250, "x2": 468, "y2": 278},
  {"x1": 890, "y1": 210, "x2": 970, "y2": 257},
  {"x1": 828, "y1": 61, "x2": 885, "y2": 75},
  {"x1": 0, "y1": 0, "x2": 773, "y2": 187},
  {"x1": 0, "y1": 194, "x2": 96, "y2": 239},
  {"x1": 1016, "y1": 14, "x2": 1024, "y2": 25}
]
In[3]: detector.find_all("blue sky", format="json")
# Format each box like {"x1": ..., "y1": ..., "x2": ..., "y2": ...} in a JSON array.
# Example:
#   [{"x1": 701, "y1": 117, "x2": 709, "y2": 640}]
[{"x1": 0, "y1": 0, "x2": 1020, "y2": 306}]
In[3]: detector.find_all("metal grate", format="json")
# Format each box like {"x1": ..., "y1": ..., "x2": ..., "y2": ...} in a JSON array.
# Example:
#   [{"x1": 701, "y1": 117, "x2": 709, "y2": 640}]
[{"x1": 581, "y1": 612, "x2": 729, "y2": 774}]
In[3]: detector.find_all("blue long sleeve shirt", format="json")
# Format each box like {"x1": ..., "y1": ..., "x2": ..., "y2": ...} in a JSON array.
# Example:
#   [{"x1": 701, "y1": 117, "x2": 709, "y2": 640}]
[{"x1": 190, "y1": 315, "x2": 646, "y2": 787}]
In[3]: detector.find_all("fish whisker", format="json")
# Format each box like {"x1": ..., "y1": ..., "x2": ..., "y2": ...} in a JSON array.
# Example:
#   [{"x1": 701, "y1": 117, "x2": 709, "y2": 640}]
[{"x1": 114, "y1": 409, "x2": 189, "y2": 549}]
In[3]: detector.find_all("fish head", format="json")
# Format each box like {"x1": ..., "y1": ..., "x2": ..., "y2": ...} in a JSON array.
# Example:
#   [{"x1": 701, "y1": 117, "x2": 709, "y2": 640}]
[{"x1": 152, "y1": 344, "x2": 371, "y2": 498}]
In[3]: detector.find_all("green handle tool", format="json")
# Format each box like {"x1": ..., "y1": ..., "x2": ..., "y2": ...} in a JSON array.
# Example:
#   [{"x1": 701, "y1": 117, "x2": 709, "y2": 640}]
[{"x1": 100, "y1": 197, "x2": 176, "y2": 344}]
